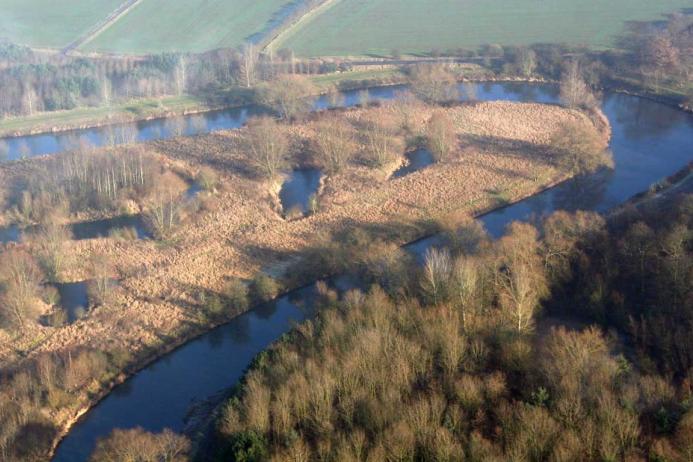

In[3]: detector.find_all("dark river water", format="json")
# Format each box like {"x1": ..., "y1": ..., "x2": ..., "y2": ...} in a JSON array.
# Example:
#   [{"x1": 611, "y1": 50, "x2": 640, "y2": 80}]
[{"x1": 40, "y1": 82, "x2": 693, "y2": 461}]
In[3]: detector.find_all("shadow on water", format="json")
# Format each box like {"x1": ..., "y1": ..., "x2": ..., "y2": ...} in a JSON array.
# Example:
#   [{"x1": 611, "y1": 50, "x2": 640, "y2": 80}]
[
  {"x1": 52, "y1": 83, "x2": 693, "y2": 462},
  {"x1": 392, "y1": 149, "x2": 435, "y2": 178},
  {"x1": 279, "y1": 168, "x2": 322, "y2": 216},
  {"x1": 0, "y1": 216, "x2": 150, "y2": 245},
  {"x1": 54, "y1": 282, "x2": 89, "y2": 323},
  {"x1": 0, "y1": 224, "x2": 20, "y2": 244},
  {"x1": 71, "y1": 215, "x2": 151, "y2": 240}
]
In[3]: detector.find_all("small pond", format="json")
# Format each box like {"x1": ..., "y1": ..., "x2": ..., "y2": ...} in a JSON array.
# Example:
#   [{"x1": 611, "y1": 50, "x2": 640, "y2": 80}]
[
  {"x1": 71, "y1": 215, "x2": 151, "y2": 240},
  {"x1": 0, "y1": 224, "x2": 20, "y2": 244},
  {"x1": 392, "y1": 149, "x2": 436, "y2": 179},
  {"x1": 55, "y1": 282, "x2": 90, "y2": 323},
  {"x1": 185, "y1": 183, "x2": 203, "y2": 200},
  {"x1": 279, "y1": 168, "x2": 322, "y2": 217}
]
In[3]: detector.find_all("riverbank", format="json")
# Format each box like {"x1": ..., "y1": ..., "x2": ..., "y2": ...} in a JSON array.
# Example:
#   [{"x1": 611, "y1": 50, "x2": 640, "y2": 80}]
[
  {"x1": 0, "y1": 95, "x2": 229, "y2": 139},
  {"x1": 0, "y1": 65, "x2": 474, "y2": 141},
  {"x1": 0, "y1": 100, "x2": 604, "y2": 461}
]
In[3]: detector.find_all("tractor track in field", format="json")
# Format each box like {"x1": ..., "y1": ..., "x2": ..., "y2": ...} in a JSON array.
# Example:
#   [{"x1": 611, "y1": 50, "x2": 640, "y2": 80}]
[
  {"x1": 264, "y1": 0, "x2": 344, "y2": 53},
  {"x1": 61, "y1": 0, "x2": 146, "y2": 54}
]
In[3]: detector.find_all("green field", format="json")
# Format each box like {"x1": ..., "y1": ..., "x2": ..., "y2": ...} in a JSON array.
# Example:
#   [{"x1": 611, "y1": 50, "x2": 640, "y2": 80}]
[
  {"x1": 0, "y1": 0, "x2": 122, "y2": 48},
  {"x1": 276, "y1": 0, "x2": 693, "y2": 57},
  {"x1": 83, "y1": 0, "x2": 289, "y2": 54}
]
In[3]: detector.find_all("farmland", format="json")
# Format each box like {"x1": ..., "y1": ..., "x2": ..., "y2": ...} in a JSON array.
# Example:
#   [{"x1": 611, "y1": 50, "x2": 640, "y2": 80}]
[
  {"x1": 275, "y1": 0, "x2": 693, "y2": 57},
  {"x1": 82, "y1": 0, "x2": 291, "y2": 54},
  {"x1": 0, "y1": 0, "x2": 122, "y2": 48}
]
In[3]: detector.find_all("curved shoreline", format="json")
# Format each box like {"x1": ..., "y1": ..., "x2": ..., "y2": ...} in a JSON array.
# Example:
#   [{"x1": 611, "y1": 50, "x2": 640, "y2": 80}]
[
  {"x1": 0, "y1": 77, "x2": 553, "y2": 142},
  {"x1": 48, "y1": 169, "x2": 576, "y2": 461},
  {"x1": 40, "y1": 86, "x2": 687, "y2": 461}
]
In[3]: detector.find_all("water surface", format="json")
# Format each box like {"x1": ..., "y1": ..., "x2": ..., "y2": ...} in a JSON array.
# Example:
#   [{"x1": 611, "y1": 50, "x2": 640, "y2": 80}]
[
  {"x1": 279, "y1": 168, "x2": 322, "y2": 216},
  {"x1": 0, "y1": 224, "x2": 20, "y2": 244},
  {"x1": 71, "y1": 215, "x2": 151, "y2": 240},
  {"x1": 392, "y1": 149, "x2": 435, "y2": 178},
  {"x1": 55, "y1": 282, "x2": 89, "y2": 323}
]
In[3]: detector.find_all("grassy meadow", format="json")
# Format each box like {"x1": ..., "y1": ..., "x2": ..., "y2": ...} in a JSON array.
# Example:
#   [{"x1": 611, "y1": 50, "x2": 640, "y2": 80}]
[
  {"x1": 82, "y1": 0, "x2": 290, "y2": 54},
  {"x1": 276, "y1": 0, "x2": 693, "y2": 57},
  {"x1": 0, "y1": 0, "x2": 122, "y2": 48}
]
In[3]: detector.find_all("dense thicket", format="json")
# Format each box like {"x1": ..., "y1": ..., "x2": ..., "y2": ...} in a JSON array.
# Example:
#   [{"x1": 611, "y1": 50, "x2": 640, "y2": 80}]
[
  {"x1": 549, "y1": 194, "x2": 693, "y2": 377},
  {"x1": 208, "y1": 193, "x2": 692, "y2": 461},
  {"x1": 8, "y1": 146, "x2": 181, "y2": 223}
]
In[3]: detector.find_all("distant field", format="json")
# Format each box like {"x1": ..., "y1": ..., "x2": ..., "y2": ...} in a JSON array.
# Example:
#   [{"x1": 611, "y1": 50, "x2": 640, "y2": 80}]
[
  {"x1": 0, "y1": 0, "x2": 122, "y2": 48},
  {"x1": 276, "y1": 0, "x2": 693, "y2": 57},
  {"x1": 83, "y1": 0, "x2": 290, "y2": 54}
]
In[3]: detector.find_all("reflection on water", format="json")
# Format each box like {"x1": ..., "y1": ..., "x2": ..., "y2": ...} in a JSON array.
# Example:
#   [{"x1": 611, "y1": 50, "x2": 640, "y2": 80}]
[
  {"x1": 71, "y1": 215, "x2": 151, "y2": 240},
  {"x1": 1, "y1": 106, "x2": 263, "y2": 161},
  {"x1": 392, "y1": 149, "x2": 435, "y2": 178},
  {"x1": 0, "y1": 224, "x2": 20, "y2": 244},
  {"x1": 279, "y1": 169, "x2": 322, "y2": 216},
  {"x1": 55, "y1": 282, "x2": 89, "y2": 323},
  {"x1": 52, "y1": 84, "x2": 693, "y2": 462}
]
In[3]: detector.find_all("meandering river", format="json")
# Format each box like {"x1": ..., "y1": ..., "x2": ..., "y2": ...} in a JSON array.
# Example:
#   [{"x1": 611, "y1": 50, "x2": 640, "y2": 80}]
[{"x1": 29, "y1": 82, "x2": 692, "y2": 461}]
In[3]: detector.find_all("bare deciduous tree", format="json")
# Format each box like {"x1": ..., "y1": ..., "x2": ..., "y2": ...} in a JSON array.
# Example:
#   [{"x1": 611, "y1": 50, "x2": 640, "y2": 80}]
[
  {"x1": 312, "y1": 115, "x2": 356, "y2": 174},
  {"x1": 451, "y1": 256, "x2": 481, "y2": 328},
  {"x1": 0, "y1": 249, "x2": 43, "y2": 331},
  {"x1": 426, "y1": 111, "x2": 457, "y2": 162},
  {"x1": 420, "y1": 247, "x2": 452, "y2": 305},
  {"x1": 409, "y1": 64, "x2": 459, "y2": 104},
  {"x1": 496, "y1": 222, "x2": 547, "y2": 333},
  {"x1": 87, "y1": 252, "x2": 116, "y2": 307},
  {"x1": 362, "y1": 121, "x2": 404, "y2": 168},
  {"x1": 244, "y1": 117, "x2": 289, "y2": 179},
  {"x1": 550, "y1": 121, "x2": 613, "y2": 175},
  {"x1": 90, "y1": 427, "x2": 190, "y2": 462},
  {"x1": 389, "y1": 90, "x2": 424, "y2": 133},
  {"x1": 28, "y1": 222, "x2": 73, "y2": 282},
  {"x1": 144, "y1": 173, "x2": 188, "y2": 240},
  {"x1": 259, "y1": 75, "x2": 316, "y2": 120},
  {"x1": 559, "y1": 60, "x2": 599, "y2": 109},
  {"x1": 239, "y1": 43, "x2": 259, "y2": 88}
]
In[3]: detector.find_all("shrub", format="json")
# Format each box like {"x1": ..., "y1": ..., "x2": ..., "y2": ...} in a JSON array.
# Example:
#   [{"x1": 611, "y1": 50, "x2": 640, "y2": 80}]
[
  {"x1": 225, "y1": 278, "x2": 249, "y2": 312},
  {"x1": 226, "y1": 430, "x2": 268, "y2": 462},
  {"x1": 45, "y1": 309, "x2": 67, "y2": 328},
  {"x1": 108, "y1": 226, "x2": 138, "y2": 241},
  {"x1": 250, "y1": 274, "x2": 279, "y2": 303},
  {"x1": 196, "y1": 166, "x2": 219, "y2": 191},
  {"x1": 204, "y1": 294, "x2": 225, "y2": 319}
]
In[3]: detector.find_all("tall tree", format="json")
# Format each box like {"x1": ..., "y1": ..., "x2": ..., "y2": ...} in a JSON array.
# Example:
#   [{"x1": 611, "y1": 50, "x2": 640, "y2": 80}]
[
  {"x1": 496, "y1": 222, "x2": 547, "y2": 333},
  {"x1": 409, "y1": 64, "x2": 459, "y2": 104},
  {"x1": 426, "y1": 111, "x2": 457, "y2": 162},
  {"x1": 244, "y1": 117, "x2": 289, "y2": 179},
  {"x1": 312, "y1": 115, "x2": 356, "y2": 174},
  {"x1": 549, "y1": 121, "x2": 612, "y2": 175},
  {"x1": 559, "y1": 60, "x2": 598, "y2": 109},
  {"x1": 0, "y1": 249, "x2": 43, "y2": 331},
  {"x1": 258, "y1": 75, "x2": 316, "y2": 120}
]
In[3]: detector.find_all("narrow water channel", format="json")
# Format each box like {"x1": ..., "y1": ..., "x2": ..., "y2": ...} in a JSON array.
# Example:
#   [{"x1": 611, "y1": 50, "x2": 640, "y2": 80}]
[{"x1": 45, "y1": 83, "x2": 693, "y2": 461}]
